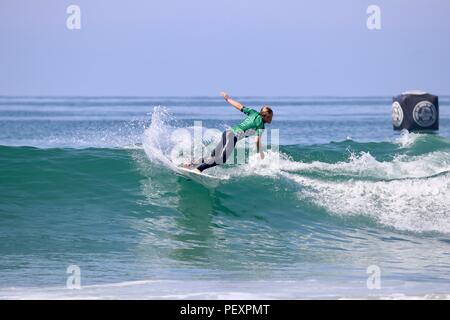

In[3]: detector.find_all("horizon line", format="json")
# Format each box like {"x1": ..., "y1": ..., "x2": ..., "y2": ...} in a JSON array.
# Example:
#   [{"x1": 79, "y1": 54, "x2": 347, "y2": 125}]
[{"x1": 1, "y1": 94, "x2": 449, "y2": 99}]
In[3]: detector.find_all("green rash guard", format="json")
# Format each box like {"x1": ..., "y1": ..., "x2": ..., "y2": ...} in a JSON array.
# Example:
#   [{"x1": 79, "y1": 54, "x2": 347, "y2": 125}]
[{"x1": 231, "y1": 107, "x2": 265, "y2": 140}]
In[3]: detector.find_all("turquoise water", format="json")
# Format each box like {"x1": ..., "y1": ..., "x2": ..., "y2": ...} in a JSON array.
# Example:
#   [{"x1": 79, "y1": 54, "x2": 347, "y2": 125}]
[{"x1": 1, "y1": 96, "x2": 450, "y2": 299}]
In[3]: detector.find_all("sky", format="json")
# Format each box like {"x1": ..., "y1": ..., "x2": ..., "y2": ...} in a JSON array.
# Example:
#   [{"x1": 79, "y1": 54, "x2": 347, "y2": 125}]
[{"x1": 0, "y1": 0, "x2": 449, "y2": 96}]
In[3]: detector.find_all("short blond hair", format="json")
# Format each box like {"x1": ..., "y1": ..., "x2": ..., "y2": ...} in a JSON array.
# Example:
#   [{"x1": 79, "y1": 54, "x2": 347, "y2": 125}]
[{"x1": 260, "y1": 105, "x2": 273, "y2": 117}]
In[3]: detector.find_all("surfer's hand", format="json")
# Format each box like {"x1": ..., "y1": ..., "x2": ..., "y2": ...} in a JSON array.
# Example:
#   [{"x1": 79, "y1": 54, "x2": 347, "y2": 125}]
[
  {"x1": 220, "y1": 92, "x2": 229, "y2": 101},
  {"x1": 260, "y1": 152, "x2": 265, "y2": 160}
]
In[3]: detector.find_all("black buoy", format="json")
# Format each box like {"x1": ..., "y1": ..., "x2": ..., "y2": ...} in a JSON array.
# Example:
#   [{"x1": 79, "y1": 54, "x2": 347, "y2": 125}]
[{"x1": 392, "y1": 91, "x2": 439, "y2": 132}]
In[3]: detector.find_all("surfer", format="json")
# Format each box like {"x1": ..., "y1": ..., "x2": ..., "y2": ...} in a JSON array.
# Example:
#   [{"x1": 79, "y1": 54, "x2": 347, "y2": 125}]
[{"x1": 190, "y1": 92, "x2": 273, "y2": 173}]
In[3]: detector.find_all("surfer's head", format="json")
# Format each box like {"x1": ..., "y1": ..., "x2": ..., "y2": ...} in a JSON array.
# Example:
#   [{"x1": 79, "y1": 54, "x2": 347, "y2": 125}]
[{"x1": 260, "y1": 106, "x2": 273, "y2": 124}]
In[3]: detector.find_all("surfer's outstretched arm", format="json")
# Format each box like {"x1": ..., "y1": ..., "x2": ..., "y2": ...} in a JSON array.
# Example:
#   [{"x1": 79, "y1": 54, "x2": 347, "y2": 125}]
[{"x1": 220, "y1": 92, "x2": 244, "y2": 111}]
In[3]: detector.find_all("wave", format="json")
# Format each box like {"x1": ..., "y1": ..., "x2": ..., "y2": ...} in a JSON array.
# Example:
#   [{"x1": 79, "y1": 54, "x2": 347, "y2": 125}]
[
  {"x1": 2, "y1": 108, "x2": 450, "y2": 234},
  {"x1": 139, "y1": 107, "x2": 450, "y2": 234}
]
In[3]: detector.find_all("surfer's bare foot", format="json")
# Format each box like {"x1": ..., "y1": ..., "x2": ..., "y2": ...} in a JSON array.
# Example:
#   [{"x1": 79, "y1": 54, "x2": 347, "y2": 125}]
[{"x1": 181, "y1": 163, "x2": 194, "y2": 169}]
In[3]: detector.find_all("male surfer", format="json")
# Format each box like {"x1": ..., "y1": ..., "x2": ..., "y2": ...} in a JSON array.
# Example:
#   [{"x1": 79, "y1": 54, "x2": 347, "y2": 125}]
[{"x1": 188, "y1": 92, "x2": 273, "y2": 173}]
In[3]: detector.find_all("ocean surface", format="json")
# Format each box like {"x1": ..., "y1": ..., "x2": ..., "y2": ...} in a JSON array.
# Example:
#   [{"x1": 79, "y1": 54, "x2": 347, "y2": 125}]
[{"x1": 1, "y1": 96, "x2": 450, "y2": 299}]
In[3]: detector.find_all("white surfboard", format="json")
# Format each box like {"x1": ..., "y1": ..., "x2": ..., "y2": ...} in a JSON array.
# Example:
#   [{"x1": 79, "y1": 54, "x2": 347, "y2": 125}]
[{"x1": 175, "y1": 166, "x2": 222, "y2": 187}]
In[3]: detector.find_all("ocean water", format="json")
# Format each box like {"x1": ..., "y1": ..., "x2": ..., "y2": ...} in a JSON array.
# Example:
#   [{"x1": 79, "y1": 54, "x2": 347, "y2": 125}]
[{"x1": 1, "y1": 96, "x2": 450, "y2": 299}]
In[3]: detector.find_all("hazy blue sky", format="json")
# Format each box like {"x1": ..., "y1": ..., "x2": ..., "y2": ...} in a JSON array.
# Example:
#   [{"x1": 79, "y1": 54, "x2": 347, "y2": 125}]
[{"x1": 1, "y1": 0, "x2": 449, "y2": 96}]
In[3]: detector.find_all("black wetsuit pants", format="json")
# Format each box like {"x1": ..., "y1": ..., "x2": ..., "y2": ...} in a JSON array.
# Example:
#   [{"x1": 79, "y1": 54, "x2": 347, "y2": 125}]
[{"x1": 197, "y1": 130, "x2": 238, "y2": 172}]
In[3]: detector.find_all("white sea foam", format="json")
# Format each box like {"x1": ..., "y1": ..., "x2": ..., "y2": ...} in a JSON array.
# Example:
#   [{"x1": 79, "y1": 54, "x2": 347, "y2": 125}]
[
  {"x1": 394, "y1": 129, "x2": 421, "y2": 148},
  {"x1": 1, "y1": 279, "x2": 448, "y2": 300},
  {"x1": 279, "y1": 151, "x2": 450, "y2": 180},
  {"x1": 142, "y1": 106, "x2": 177, "y2": 168},
  {"x1": 142, "y1": 106, "x2": 224, "y2": 168},
  {"x1": 281, "y1": 171, "x2": 450, "y2": 233}
]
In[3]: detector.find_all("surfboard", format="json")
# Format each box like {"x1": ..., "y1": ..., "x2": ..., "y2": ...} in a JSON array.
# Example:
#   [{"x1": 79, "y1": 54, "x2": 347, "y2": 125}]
[
  {"x1": 174, "y1": 166, "x2": 222, "y2": 187},
  {"x1": 176, "y1": 166, "x2": 217, "y2": 178}
]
